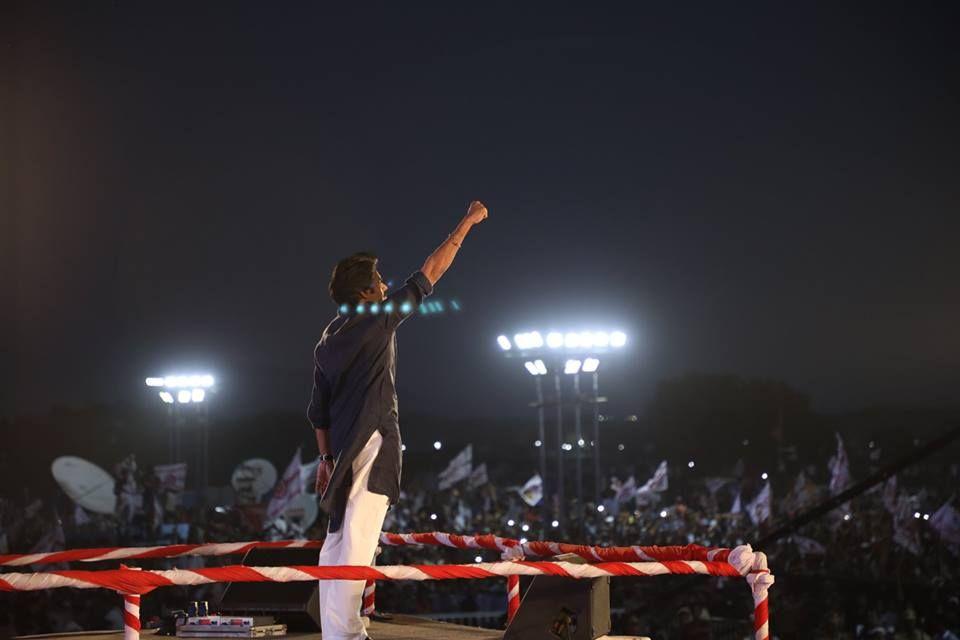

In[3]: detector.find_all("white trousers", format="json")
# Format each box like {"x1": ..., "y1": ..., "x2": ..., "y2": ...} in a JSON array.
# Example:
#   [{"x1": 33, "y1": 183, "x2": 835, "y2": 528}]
[{"x1": 317, "y1": 430, "x2": 389, "y2": 640}]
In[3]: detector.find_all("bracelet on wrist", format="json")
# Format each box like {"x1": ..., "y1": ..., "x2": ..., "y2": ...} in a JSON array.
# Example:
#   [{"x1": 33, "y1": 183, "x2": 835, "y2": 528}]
[{"x1": 318, "y1": 454, "x2": 335, "y2": 463}]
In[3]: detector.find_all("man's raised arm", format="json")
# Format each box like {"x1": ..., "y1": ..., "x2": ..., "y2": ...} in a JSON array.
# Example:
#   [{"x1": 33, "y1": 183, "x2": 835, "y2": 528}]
[{"x1": 421, "y1": 200, "x2": 488, "y2": 286}]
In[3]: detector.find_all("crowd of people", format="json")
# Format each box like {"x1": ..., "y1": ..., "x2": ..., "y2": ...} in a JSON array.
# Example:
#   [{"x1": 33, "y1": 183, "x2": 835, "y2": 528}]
[{"x1": 1, "y1": 430, "x2": 958, "y2": 640}]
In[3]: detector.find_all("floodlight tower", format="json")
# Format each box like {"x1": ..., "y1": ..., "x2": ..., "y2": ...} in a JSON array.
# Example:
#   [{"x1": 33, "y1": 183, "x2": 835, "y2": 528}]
[
  {"x1": 496, "y1": 328, "x2": 628, "y2": 535},
  {"x1": 145, "y1": 373, "x2": 216, "y2": 497}
]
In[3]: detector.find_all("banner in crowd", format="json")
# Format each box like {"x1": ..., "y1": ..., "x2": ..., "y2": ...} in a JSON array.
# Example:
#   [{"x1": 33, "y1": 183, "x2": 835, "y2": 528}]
[
  {"x1": 746, "y1": 482, "x2": 771, "y2": 525},
  {"x1": 730, "y1": 490, "x2": 742, "y2": 515},
  {"x1": 704, "y1": 477, "x2": 732, "y2": 496},
  {"x1": 636, "y1": 460, "x2": 668, "y2": 498},
  {"x1": 882, "y1": 476, "x2": 898, "y2": 514},
  {"x1": 154, "y1": 463, "x2": 188, "y2": 492},
  {"x1": 518, "y1": 474, "x2": 543, "y2": 506},
  {"x1": 828, "y1": 432, "x2": 851, "y2": 495},
  {"x1": 930, "y1": 498, "x2": 960, "y2": 551},
  {"x1": 468, "y1": 463, "x2": 488, "y2": 490},
  {"x1": 266, "y1": 448, "x2": 304, "y2": 522},
  {"x1": 438, "y1": 445, "x2": 473, "y2": 490}
]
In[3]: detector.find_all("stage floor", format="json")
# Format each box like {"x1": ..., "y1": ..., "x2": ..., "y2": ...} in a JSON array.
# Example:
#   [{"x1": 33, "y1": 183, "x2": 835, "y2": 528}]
[{"x1": 14, "y1": 615, "x2": 504, "y2": 640}]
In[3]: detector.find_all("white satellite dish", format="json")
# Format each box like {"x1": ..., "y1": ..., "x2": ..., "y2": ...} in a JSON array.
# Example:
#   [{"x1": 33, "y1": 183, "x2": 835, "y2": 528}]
[
  {"x1": 283, "y1": 493, "x2": 319, "y2": 530},
  {"x1": 231, "y1": 458, "x2": 278, "y2": 502},
  {"x1": 51, "y1": 456, "x2": 116, "y2": 515}
]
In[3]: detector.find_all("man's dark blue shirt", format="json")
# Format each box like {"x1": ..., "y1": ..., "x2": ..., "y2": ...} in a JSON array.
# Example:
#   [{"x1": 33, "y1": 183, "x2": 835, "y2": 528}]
[{"x1": 308, "y1": 271, "x2": 433, "y2": 533}]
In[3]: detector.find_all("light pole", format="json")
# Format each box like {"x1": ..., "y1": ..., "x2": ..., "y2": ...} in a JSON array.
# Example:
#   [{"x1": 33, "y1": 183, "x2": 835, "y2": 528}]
[
  {"x1": 146, "y1": 374, "x2": 215, "y2": 499},
  {"x1": 497, "y1": 329, "x2": 628, "y2": 537}
]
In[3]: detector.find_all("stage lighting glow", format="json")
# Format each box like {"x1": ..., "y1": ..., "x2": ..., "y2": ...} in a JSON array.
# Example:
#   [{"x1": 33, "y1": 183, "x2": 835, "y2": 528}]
[
  {"x1": 923, "y1": 513, "x2": 930, "y2": 520},
  {"x1": 761, "y1": 472, "x2": 769, "y2": 480},
  {"x1": 688, "y1": 460, "x2": 695, "y2": 468},
  {"x1": 520, "y1": 537, "x2": 528, "y2": 544},
  {"x1": 593, "y1": 332, "x2": 610, "y2": 348},
  {"x1": 582, "y1": 357, "x2": 600, "y2": 373},
  {"x1": 660, "y1": 510, "x2": 668, "y2": 518},
  {"x1": 159, "y1": 391, "x2": 174, "y2": 404},
  {"x1": 914, "y1": 511, "x2": 921, "y2": 519},
  {"x1": 534, "y1": 439, "x2": 542, "y2": 447},
  {"x1": 564, "y1": 359, "x2": 582, "y2": 374},
  {"x1": 513, "y1": 333, "x2": 527, "y2": 349},
  {"x1": 551, "y1": 520, "x2": 559, "y2": 527},
  {"x1": 191, "y1": 388, "x2": 205, "y2": 403},
  {"x1": 370, "y1": 303, "x2": 380, "y2": 314},
  {"x1": 561, "y1": 442, "x2": 573, "y2": 451},
  {"x1": 547, "y1": 332, "x2": 563, "y2": 348},
  {"x1": 433, "y1": 440, "x2": 442, "y2": 450},
  {"x1": 356, "y1": 304, "x2": 365, "y2": 314},
  {"x1": 618, "y1": 443, "x2": 625, "y2": 451},
  {"x1": 579, "y1": 331, "x2": 594, "y2": 348},
  {"x1": 534, "y1": 359, "x2": 547, "y2": 375},
  {"x1": 430, "y1": 513, "x2": 437, "y2": 521},
  {"x1": 597, "y1": 505, "x2": 605, "y2": 513},
  {"x1": 177, "y1": 390, "x2": 192, "y2": 404},
  {"x1": 507, "y1": 519, "x2": 515, "y2": 527},
  {"x1": 577, "y1": 438, "x2": 585, "y2": 447},
  {"x1": 384, "y1": 302, "x2": 394, "y2": 313},
  {"x1": 610, "y1": 331, "x2": 627, "y2": 347},
  {"x1": 521, "y1": 523, "x2": 530, "y2": 532},
  {"x1": 843, "y1": 513, "x2": 851, "y2": 521},
  {"x1": 524, "y1": 361, "x2": 539, "y2": 376},
  {"x1": 474, "y1": 555, "x2": 483, "y2": 563},
  {"x1": 528, "y1": 331, "x2": 544, "y2": 348},
  {"x1": 497, "y1": 335, "x2": 512, "y2": 350},
  {"x1": 564, "y1": 332, "x2": 581, "y2": 348},
  {"x1": 400, "y1": 302, "x2": 412, "y2": 314},
  {"x1": 451, "y1": 300, "x2": 461, "y2": 311},
  {"x1": 146, "y1": 377, "x2": 164, "y2": 387},
  {"x1": 401, "y1": 444, "x2": 406, "y2": 452},
  {"x1": 340, "y1": 304, "x2": 350, "y2": 314}
]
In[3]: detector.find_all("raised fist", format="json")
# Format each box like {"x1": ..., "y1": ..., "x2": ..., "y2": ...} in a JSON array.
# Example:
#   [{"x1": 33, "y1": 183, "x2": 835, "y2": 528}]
[{"x1": 466, "y1": 200, "x2": 488, "y2": 224}]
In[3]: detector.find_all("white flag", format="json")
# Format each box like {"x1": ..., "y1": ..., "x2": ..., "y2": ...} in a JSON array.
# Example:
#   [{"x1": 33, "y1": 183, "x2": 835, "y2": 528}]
[
  {"x1": 746, "y1": 482, "x2": 771, "y2": 525},
  {"x1": 930, "y1": 498, "x2": 960, "y2": 547},
  {"x1": 267, "y1": 448, "x2": 304, "y2": 522},
  {"x1": 438, "y1": 445, "x2": 473, "y2": 490},
  {"x1": 300, "y1": 457, "x2": 320, "y2": 493},
  {"x1": 792, "y1": 535, "x2": 826, "y2": 556},
  {"x1": 636, "y1": 460, "x2": 668, "y2": 496},
  {"x1": 518, "y1": 474, "x2": 543, "y2": 506},
  {"x1": 154, "y1": 463, "x2": 188, "y2": 492},
  {"x1": 468, "y1": 463, "x2": 489, "y2": 490},
  {"x1": 881, "y1": 476, "x2": 898, "y2": 514},
  {"x1": 730, "y1": 491, "x2": 742, "y2": 515},
  {"x1": 828, "y1": 433, "x2": 851, "y2": 496},
  {"x1": 892, "y1": 493, "x2": 922, "y2": 555}
]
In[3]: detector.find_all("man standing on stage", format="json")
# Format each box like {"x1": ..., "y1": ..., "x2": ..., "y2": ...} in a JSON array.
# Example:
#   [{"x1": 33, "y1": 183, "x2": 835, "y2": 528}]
[{"x1": 308, "y1": 200, "x2": 489, "y2": 639}]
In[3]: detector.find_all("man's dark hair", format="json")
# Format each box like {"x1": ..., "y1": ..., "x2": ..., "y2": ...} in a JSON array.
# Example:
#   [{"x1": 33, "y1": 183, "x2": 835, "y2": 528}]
[{"x1": 329, "y1": 252, "x2": 379, "y2": 305}]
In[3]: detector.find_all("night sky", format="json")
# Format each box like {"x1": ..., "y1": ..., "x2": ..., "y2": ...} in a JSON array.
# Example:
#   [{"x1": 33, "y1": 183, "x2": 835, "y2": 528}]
[{"x1": 5, "y1": 2, "x2": 959, "y2": 420}]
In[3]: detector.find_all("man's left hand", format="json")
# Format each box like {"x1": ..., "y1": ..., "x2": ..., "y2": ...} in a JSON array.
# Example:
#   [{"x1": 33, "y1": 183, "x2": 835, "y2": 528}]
[{"x1": 315, "y1": 460, "x2": 334, "y2": 495}]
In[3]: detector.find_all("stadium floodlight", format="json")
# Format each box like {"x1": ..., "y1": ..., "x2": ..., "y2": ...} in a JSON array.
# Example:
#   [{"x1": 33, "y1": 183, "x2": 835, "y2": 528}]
[
  {"x1": 154, "y1": 374, "x2": 216, "y2": 389},
  {"x1": 177, "y1": 390, "x2": 192, "y2": 404},
  {"x1": 534, "y1": 359, "x2": 547, "y2": 375},
  {"x1": 433, "y1": 440, "x2": 442, "y2": 450},
  {"x1": 528, "y1": 331, "x2": 544, "y2": 348},
  {"x1": 579, "y1": 331, "x2": 595, "y2": 348},
  {"x1": 610, "y1": 331, "x2": 627, "y2": 348},
  {"x1": 513, "y1": 333, "x2": 528, "y2": 349},
  {"x1": 158, "y1": 391, "x2": 174, "y2": 404},
  {"x1": 524, "y1": 361, "x2": 539, "y2": 376},
  {"x1": 564, "y1": 332, "x2": 581, "y2": 349},
  {"x1": 546, "y1": 332, "x2": 563, "y2": 348},
  {"x1": 593, "y1": 332, "x2": 610, "y2": 348},
  {"x1": 191, "y1": 388, "x2": 206, "y2": 403},
  {"x1": 497, "y1": 335, "x2": 512, "y2": 350},
  {"x1": 564, "y1": 359, "x2": 582, "y2": 374},
  {"x1": 582, "y1": 357, "x2": 600, "y2": 373}
]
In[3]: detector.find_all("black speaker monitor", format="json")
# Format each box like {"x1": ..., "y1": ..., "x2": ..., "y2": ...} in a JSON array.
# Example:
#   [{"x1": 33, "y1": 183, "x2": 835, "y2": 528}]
[{"x1": 219, "y1": 547, "x2": 322, "y2": 631}]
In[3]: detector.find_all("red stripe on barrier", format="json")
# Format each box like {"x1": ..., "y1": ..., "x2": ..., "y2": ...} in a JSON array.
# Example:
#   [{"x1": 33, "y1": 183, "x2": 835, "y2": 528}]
[
  {"x1": 415, "y1": 565, "x2": 496, "y2": 580},
  {"x1": 516, "y1": 561, "x2": 573, "y2": 577},
  {"x1": 754, "y1": 597, "x2": 769, "y2": 632},
  {"x1": 51, "y1": 569, "x2": 174, "y2": 595},
  {"x1": 123, "y1": 610, "x2": 141, "y2": 631}
]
